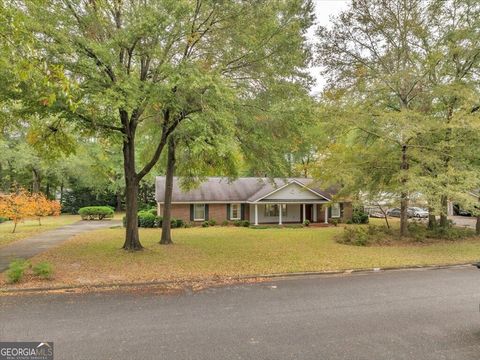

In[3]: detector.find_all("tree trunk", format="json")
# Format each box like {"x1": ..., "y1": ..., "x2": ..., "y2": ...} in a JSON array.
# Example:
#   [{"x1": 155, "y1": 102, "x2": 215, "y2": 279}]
[
  {"x1": 60, "y1": 182, "x2": 64, "y2": 204},
  {"x1": 116, "y1": 191, "x2": 123, "y2": 212},
  {"x1": 122, "y1": 134, "x2": 142, "y2": 251},
  {"x1": 399, "y1": 145, "x2": 409, "y2": 237},
  {"x1": 428, "y1": 207, "x2": 437, "y2": 229},
  {"x1": 160, "y1": 137, "x2": 175, "y2": 245},
  {"x1": 32, "y1": 168, "x2": 41, "y2": 193},
  {"x1": 439, "y1": 195, "x2": 449, "y2": 228}
]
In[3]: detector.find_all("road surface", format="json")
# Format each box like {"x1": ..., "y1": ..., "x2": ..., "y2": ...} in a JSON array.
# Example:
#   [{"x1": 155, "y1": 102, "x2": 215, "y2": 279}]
[{"x1": 2, "y1": 266, "x2": 480, "y2": 359}]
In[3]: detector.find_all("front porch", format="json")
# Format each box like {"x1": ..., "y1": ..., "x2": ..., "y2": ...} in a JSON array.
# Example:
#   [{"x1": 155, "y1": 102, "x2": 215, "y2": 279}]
[{"x1": 249, "y1": 202, "x2": 340, "y2": 225}]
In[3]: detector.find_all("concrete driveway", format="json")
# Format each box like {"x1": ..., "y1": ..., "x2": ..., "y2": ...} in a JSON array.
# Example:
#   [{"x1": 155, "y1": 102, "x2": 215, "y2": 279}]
[
  {"x1": 2, "y1": 266, "x2": 480, "y2": 359},
  {"x1": 0, "y1": 220, "x2": 121, "y2": 272},
  {"x1": 450, "y1": 215, "x2": 477, "y2": 229}
]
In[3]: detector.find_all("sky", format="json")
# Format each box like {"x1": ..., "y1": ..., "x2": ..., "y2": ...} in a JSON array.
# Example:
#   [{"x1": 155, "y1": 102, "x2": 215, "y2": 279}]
[{"x1": 310, "y1": 0, "x2": 349, "y2": 94}]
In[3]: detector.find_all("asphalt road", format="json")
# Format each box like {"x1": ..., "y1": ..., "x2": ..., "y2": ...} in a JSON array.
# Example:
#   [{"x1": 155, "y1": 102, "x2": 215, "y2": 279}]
[{"x1": 2, "y1": 267, "x2": 480, "y2": 360}]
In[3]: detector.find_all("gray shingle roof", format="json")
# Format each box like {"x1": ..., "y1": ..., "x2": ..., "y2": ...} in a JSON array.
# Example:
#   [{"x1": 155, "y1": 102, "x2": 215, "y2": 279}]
[{"x1": 155, "y1": 177, "x2": 334, "y2": 203}]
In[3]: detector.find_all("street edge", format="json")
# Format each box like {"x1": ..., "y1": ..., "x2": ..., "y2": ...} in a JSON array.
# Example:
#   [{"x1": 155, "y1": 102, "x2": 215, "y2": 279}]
[{"x1": 0, "y1": 262, "x2": 476, "y2": 294}]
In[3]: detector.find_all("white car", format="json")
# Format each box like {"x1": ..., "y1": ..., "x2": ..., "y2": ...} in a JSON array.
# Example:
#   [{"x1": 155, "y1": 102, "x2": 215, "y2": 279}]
[{"x1": 408, "y1": 207, "x2": 429, "y2": 218}]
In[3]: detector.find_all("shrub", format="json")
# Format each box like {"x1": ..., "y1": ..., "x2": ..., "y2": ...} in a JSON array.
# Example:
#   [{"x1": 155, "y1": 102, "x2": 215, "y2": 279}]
[
  {"x1": 202, "y1": 221, "x2": 209, "y2": 227},
  {"x1": 233, "y1": 220, "x2": 242, "y2": 227},
  {"x1": 175, "y1": 219, "x2": 185, "y2": 228},
  {"x1": 352, "y1": 208, "x2": 369, "y2": 224},
  {"x1": 303, "y1": 219, "x2": 310, "y2": 226},
  {"x1": 241, "y1": 220, "x2": 250, "y2": 227},
  {"x1": 32, "y1": 262, "x2": 54, "y2": 279},
  {"x1": 138, "y1": 211, "x2": 156, "y2": 228},
  {"x1": 208, "y1": 219, "x2": 216, "y2": 226},
  {"x1": 221, "y1": 220, "x2": 229, "y2": 226},
  {"x1": 184, "y1": 222, "x2": 192, "y2": 228},
  {"x1": 155, "y1": 216, "x2": 163, "y2": 227},
  {"x1": 338, "y1": 226, "x2": 369, "y2": 246},
  {"x1": 6, "y1": 259, "x2": 30, "y2": 284},
  {"x1": 78, "y1": 206, "x2": 114, "y2": 220},
  {"x1": 148, "y1": 208, "x2": 158, "y2": 216},
  {"x1": 0, "y1": 216, "x2": 8, "y2": 223},
  {"x1": 330, "y1": 218, "x2": 339, "y2": 226}
]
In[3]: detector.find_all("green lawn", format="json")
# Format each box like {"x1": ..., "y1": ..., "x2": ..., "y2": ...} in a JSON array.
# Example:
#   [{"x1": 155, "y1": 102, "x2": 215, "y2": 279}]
[
  {"x1": 0, "y1": 215, "x2": 80, "y2": 248},
  {"x1": 8, "y1": 224, "x2": 479, "y2": 287}
]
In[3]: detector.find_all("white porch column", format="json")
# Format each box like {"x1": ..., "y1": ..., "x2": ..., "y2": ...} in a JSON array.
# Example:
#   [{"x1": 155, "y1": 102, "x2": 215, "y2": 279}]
[
  {"x1": 157, "y1": 202, "x2": 162, "y2": 216},
  {"x1": 324, "y1": 206, "x2": 328, "y2": 224},
  {"x1": 313, "y1": 204, "x2": 317, "y2": 222},
  {"x1": 302, "y1": 204, "x2": 306, "y2": 223},
  {"x1": 278, "y1": 204, "x2": 283, "y2": 225},
  {"x1": 254, "y1": 204, "x2": 258, "y2": 225}
]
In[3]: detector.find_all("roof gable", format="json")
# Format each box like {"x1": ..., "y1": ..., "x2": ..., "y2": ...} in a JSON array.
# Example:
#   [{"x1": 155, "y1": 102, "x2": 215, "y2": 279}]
[{"x1": 257, "y1": 181, "x2": 329, "y2": 202}]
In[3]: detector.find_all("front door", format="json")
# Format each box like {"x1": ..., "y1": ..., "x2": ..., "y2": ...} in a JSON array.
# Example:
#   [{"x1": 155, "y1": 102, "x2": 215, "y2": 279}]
[
  {"x1": 305, "y1": 204, "x2": 313, "y2": 222},
  {"x1": 300, "y1": 204, "x2": 314, "y2": 222}
]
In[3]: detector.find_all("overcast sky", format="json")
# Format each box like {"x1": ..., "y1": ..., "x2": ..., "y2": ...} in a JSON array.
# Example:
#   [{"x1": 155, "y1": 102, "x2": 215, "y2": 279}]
[{"x1": 310, "y1": 0, "x2": 349, "y2": 94}]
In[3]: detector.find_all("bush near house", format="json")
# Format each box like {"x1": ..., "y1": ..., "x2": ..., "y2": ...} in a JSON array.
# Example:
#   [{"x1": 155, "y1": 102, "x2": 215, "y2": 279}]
[
  {"x1": 78, "y1": 206, "x2": 114, "y2": 220},
  {"x1": 0, "y1": 216, "x2": 8, "y2": 223},
  {"x1": 351, "y1": 208, "x2": 369, "y2": 224}
]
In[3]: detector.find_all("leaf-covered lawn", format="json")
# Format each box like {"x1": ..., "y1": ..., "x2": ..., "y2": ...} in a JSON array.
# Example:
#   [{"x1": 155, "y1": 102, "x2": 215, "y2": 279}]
[
  {"x1": 0, "y1": 215, "x2": 80, "y2": 248},
  {"x1": 6, "y1": 224, "x2": 480, "y2": 287}
]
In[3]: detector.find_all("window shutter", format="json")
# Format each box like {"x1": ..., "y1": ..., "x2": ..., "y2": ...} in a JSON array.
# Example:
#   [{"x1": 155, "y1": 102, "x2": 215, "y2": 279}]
[
  {"x1": 340, "y1": 203, "x2": 344, "y2": 218},
  {"x1": 241, "y1": 204, "x2": 245, "y2": 220},
  {"x1": 328, "y1": 205, "x2": 332, "y2": 218},
  {"x1": 190, "y1": 204, "x2": 194, "y2": 221},
  {"x1": 226, "y1": 204, "x2": 231, "y2": 220},
  {"x1": 205, "y1": 204, "x2": 209, "y2": 221}
]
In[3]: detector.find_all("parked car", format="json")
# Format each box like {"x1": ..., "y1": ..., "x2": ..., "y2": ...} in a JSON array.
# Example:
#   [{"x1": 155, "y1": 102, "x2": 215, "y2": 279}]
[
  {"x1": 453, "y1": 204, "x2": 472, "y2": 216},
  {"x1": 369, "y1": 212, "x2": 386, "y2": 218},
  {"x1": 408, "y1": 207, "x2": 429, "y2": 218},
  {"x1": 387, "y1": 208, "x2": 414, "y2": 218}
]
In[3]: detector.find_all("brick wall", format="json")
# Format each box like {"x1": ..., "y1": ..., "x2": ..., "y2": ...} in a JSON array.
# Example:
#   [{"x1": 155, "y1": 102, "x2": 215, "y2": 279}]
[
  {"x1": 208, "y1": 204, "x2": 228, "y2": 223},
  {"x1": 342, "y1": 202, "x2": 353, "y2": 222}
]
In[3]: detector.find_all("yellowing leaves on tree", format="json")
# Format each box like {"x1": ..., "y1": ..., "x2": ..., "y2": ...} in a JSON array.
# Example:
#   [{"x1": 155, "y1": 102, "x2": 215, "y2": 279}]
[{"x1": 0, "y1": 189, "x2": 61, "y2": 232}]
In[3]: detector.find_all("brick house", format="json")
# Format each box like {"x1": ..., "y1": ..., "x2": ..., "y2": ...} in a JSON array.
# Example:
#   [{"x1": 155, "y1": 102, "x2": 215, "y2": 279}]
[{"x1": 155, "y1": 177, "x2": 352, "y2": 225}]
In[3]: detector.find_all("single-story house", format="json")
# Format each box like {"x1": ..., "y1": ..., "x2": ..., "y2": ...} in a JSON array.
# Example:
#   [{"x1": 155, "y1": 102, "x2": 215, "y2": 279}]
[{"x1": 155, "y1": 177, "x2": 352, "y2": 225}]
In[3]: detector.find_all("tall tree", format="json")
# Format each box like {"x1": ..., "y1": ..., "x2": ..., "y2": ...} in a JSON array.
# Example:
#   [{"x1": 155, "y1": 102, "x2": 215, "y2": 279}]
[
  {"x1": 316, "y1": 0, "x2": 433, "y2": 236},
  {"x1": 11, "y1": 0, "x2": 314, "y2": 250}
]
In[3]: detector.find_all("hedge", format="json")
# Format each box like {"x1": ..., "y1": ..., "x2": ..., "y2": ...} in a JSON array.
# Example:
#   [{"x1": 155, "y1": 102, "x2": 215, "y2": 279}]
[{"x1": 78, "y1": 206, "x2": 114, "y2": 220}]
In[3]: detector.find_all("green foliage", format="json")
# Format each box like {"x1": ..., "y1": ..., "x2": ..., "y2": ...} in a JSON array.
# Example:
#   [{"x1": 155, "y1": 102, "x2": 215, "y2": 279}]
[
  {"x1": 303, "y1": 219, "x2": 310, "y2": 226},
  {"x1": 241, "y1": 220, "x2": 250, "y2": 227},
  {"x1": 155, "y1": 216, "x2": 163, "y2": 228},
  {"x1": 330, "y1": 219, "x2": 339, "y2": 227},
  {"x1": 170, "y1": 218, "x2": 184, "y2": 228},
  {"x1": 233, "y1": 220, "x2": 242, "y2": 227},
  {"x1": 78, "y1": 206, "x2": 114, "y2": 220},
  {"x1": 221, "y1": 220, "x2": 229, "y2": 226},
  {"x1": 339, "y1": 222, "x2": 476, "y2": 247},
  {"x1": 138, "y1": 211, "x2": 156, "y2": 228},
  {"x1": 62, "y1": 187, "x2": 118, "y2": 214},
  {"x1": 352, "y1": 209, "x2": 369, "y2": 224},
  {"x1": 32, "y1": 262, "x2": 53, "y2": 279},
  {"x1": 208, "y1": 219, "x2": 216, "y2": 226},
  {"x1": 6, "y1": 259, "x2": 30, "y2": 284},
  {"x1": 0, "y1": 216, "x2": 8, "y2": 223},
  {"x1": 202, "y1": 221, "x2": 209, "y2": 228}
]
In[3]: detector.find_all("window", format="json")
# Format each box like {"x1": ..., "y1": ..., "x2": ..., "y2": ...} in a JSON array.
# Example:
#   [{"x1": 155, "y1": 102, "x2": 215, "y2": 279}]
[
  {"x1": 194, "y1": 204, "x2": 206, "y2": 221},
  {"x1": 264, "y1": 204, "x2": 287, "y2": 217},
  {"x1": 230, "y1": 204, "x2": 241, "y2": 220},
  {"x1": 331, "y1": 203, "x2": 341, "y2": 218}
]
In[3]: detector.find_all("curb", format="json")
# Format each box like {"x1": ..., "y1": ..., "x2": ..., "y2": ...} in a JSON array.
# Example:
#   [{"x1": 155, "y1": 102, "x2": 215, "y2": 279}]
[{"x1": 0, "y1": 262, "x2": 476, "y2": 294}]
